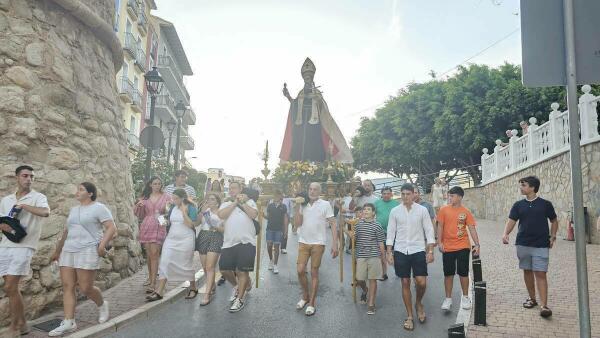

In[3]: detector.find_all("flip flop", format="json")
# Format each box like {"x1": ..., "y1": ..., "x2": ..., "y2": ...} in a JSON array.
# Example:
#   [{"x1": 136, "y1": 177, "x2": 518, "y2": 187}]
[
  {"x1": 199, "y1": 296, "x2": 212, "y2": 306},
  {"x1": 415, "y1": 304, "x2": 426, "y2": 323},
  {"x1": 185, "y1": 289, "x2": 199, "y2": 299},
  {"x1": 145, "y1": 286, "x2": 155, "y2": 294},
  {"x1": 146, "y1": 292, "x2": 163, "y2": 302},
  {"x1": 403, "y1": 318, "x2": 414, "y2": 331}
]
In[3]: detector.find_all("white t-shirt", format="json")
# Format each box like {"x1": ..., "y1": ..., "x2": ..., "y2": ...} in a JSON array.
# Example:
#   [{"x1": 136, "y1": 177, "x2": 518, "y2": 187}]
[
  {"x1": 220, "y1": 200, "x2": 257, "y2": 248},
  {"x1": 0, "y1": 190, "x2": 49, "y2": 250},
  {"x1": 357, "y1": 194, "x2": 378, "y2": 208},
  {"x1": 298, "y1": 199, "x2": 334, "y2": 245},
  {"x1": 63, "y1": 202, "x2": 113, "y2": 253},
  {"x1": 341, "y1": 196, "x2": 354, "y2": 218}
]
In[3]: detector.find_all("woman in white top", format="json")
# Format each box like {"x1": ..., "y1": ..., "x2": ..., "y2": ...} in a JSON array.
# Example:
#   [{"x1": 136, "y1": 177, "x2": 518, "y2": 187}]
[
  {"x1": 193, "y1": 193, "x2": 224, "y2": 305},
  {"x1": 431, "y1": 178, "x2": 448, "y2": 213},
  {"x1": 49, "y1": 182, "x2": 117, "y2": 336},
  {"x1": 147, "y1": 189, "x2": 198, "y2": 302}
]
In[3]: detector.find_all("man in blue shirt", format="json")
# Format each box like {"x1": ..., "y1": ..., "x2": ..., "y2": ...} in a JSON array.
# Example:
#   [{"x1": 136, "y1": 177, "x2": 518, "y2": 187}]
[{"x1": 502, "y1": 176, "x2": 558, "y2": 318}]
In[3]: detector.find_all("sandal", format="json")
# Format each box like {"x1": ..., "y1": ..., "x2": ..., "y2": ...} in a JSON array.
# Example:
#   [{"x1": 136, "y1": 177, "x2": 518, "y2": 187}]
[
  {"x1": 145, "y1": 286, "x2": 155, "y2": 294},
  {"x1": 523, "y1": 298, "x2": 538, "y2": 309},
  {"x1": 305, "y1": 305, "x2": 316, "y2": 316},
  {"x1": 185, "y1": 289, "x2": 199, "y2": 299},
  {"x1": 199, "y1": 295, "x2": 212, "y2": 306},
  {"x1": 540, "y1": 306, "x2": 553, "y2": 318},
  {"x1": 296, "y1": 299, "x2": 308, "y2": 310},
  {"x1": 143, "y1": 279, "x2": 151, "y2": 286},
  {"x1": 146, "y1": 292, "x2": 163, "y2": 302},
  {"x1": 415, "y1": 304, "x2": 426, "y2": 323},
  {"x1": 403, "y1": 318, "x2": 414, "y2": 331}
]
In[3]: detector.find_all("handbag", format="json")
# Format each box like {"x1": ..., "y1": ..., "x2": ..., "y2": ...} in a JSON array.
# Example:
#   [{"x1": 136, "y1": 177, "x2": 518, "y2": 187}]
[
  {"x1": 134, "y1": 202, "x2": 146, "y2": 221},
  {"x1": 0, "y1": 216, "x2": 27, "y2": 243}
]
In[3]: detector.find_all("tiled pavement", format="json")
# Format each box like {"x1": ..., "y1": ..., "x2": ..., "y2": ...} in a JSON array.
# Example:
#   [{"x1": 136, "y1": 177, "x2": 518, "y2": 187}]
[{"x1": 468, "y1": 219, "x2": 600, "y2": 338}]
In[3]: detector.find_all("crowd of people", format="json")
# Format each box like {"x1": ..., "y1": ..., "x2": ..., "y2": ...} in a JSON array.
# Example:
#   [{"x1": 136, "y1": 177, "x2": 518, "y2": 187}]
[{"x1": 0, "y1": 164, "x2": 560, "y2": 336}]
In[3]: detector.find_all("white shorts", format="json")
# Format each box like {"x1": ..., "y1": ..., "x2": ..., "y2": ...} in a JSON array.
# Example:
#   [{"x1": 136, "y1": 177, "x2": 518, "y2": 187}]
[
  {"x1": 59, "y1": 246, "x2": 100, "y2": 270},
  {"x1": 0, "y1": 247, "x2": 34, "y2": 276}
]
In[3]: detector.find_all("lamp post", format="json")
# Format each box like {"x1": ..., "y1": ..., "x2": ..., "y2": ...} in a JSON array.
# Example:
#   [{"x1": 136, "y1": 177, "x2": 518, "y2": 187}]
[
  {"x1": 143, "y1": 66, "x2": 164, "y2": 182},
  {"x1": 173, "y1": 100, "x2": 186, "y2": 170},
  {"x1": 165, "y1": 121, "x2": 176, "y2": 164}
]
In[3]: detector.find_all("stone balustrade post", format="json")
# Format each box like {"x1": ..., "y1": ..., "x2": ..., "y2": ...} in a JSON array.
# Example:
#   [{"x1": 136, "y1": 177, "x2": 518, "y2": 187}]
[
  {"x1": 494, "y1": 140, "x2": 502, "y2": 177},
  {"x1": 509, "y1": 129, "x2": 518, "y2": 172},
  {"x1": 549, "y1": 102, "x2": 561, "y2": 154},
  {"x1": 578, "y1": 85, "x2": 599, "y2": 142},
  {"x1": 527, "y1": 117, "x2": 538, "y2": 162},
  {"x1": 481, "y1": 148, "x2": 489, "y2": 183}
]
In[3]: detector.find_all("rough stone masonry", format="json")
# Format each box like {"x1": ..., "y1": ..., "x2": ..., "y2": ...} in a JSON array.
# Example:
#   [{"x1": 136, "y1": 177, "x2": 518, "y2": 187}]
[{"x1": 0, "y1": 0, "x2": 143, "y2": 326}]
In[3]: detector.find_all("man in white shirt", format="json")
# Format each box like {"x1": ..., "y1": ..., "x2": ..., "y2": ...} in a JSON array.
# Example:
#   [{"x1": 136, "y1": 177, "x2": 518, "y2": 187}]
[
  {"x1": 217, "y1": 181, "x2": 258, "y2": 313},
  {"x1": 356, "y1": 179, "x2": 377, "y2": 207},
  {"x1": 386, "y1": 183, "x2": 435, "y2": 331},
  {"x1": 293, "y1": 182, "x2": 338, "y2": 316},
  {"x1": 0, "y1": 165, "x2": 50, "y2": 336}
]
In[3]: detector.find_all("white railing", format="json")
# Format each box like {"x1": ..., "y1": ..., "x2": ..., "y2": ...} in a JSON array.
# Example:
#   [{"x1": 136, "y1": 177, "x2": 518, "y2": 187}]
[{"x1": 481, "y1": 85, "x2": 600, "y2": 185}]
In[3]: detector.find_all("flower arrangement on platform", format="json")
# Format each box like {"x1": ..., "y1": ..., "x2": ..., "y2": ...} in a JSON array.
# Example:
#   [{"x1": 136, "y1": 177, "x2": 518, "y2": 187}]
[{"x1": 271, "y1": 161, "x2": 355, "y2": 189}]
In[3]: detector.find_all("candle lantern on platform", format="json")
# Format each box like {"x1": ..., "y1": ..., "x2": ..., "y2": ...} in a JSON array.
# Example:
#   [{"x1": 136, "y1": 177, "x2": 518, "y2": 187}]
[{"x1": 259, "y1": 140, "x2": 277, "y2": 196}]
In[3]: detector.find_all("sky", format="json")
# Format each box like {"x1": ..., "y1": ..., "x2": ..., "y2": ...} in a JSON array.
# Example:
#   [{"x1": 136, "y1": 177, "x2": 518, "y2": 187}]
[{"x1": 154, "y1": 0, "x2": 522, "y2": 180}]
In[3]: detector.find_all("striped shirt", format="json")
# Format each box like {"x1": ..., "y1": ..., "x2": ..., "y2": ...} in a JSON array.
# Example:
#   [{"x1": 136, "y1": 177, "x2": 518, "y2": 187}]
[
  {"x1": 164, "y1": 184, "x2": 197, "y2": 199},
  {"x1": 354, "y1": 220, "x2": 386, "y2": 258}
]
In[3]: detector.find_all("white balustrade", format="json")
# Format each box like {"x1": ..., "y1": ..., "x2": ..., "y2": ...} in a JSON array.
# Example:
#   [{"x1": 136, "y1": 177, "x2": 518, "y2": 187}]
[{"x1": 480, "y1": 85, "x2": 600, "y2": 184}]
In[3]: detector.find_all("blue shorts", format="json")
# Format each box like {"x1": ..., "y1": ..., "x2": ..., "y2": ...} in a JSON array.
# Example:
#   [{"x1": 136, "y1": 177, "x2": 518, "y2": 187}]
[
  {"x1": 516, "y1": 245, "x2": 549, "y2": 272},
  {"x1": 266, "y1": 230, "x2": 283, "y2": 244}
]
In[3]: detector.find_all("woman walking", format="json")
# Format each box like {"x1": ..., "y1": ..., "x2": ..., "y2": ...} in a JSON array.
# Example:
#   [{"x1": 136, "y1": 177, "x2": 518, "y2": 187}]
[
  {"x1": 432, "y1": 178, "x2": 448, "y2": 214},
  {"x1": 194, "y1": 193, "x2": 224, "y2": 305},
  {"x1": 147, "y1": 189, "x2": 198, "y2": 301},
  {"x1": 134, "y1": 177, "x2": 171, "y2": 293},
  {"x1": 49, "y1": 182, "x2": 116, "y2": 336}
]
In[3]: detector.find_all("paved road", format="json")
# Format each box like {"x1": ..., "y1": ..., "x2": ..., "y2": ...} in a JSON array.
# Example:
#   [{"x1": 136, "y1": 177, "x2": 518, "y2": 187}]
[{"x1": 110, "y1": 228, "x2": 463, "y2": 338}]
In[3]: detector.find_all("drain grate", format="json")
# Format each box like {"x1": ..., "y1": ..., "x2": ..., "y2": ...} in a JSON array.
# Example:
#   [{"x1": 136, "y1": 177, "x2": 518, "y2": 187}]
[{"x1": 33, "y1": 318, "x2": 63, "y2": 332}]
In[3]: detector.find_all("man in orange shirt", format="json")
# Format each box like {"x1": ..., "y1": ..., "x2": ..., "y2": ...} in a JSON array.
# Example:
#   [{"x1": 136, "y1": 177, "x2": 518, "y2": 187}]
[{"x1": 436, "y1": 186, "x2": 481, "y2": 311}]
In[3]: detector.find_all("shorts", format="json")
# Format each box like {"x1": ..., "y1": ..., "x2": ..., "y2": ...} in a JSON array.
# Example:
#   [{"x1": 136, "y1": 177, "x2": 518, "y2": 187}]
[
  {"x1": 195, "y1": 230, "x2": 223, "y2": 254},
  {"x1": 356, "y1": 257, "x2": 383, "y2": 280},
  {"x1": 265, "y1": 230, "x2": 283, "y2": 244},
  {"x1": 59, "y1": 246, "x2": 100, "y2": 270},
  {"x1": 442, "y1": 248, "x2": 470, "y2": 277},
  {"x1": 516, "y1": 245, "x2": 549, "y2": 272},
  {"x1": 0, "y1": 247, "x2": 34, "y2": 276},
  {"x1": 297, "y1": 243, "x2": 325, "y2": 269},
  {"x1": 393, "y1": 251, "x2": 427, "y2": 278},
  {"x1": 219, "y1": 243, "x2": 256, "y2": 272}
]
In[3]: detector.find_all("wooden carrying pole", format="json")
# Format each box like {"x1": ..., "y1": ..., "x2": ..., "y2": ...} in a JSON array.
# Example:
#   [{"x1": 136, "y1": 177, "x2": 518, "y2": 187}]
[
  {"x1": 350, "y1": 218, "x2": 357, "y2": 303},
  {"x1": 255, "y1": 201, "x2": 263, "y2": 289},
  {"x1": 338, "y1": 211, "x2": 344, "y2": 283}
]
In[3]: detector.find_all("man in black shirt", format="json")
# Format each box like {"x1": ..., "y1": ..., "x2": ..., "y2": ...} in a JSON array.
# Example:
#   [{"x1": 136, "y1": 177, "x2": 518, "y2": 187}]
[
  {"x1": 264, "y1": 190, "x2": 288, "y2": 274},
  {"x1": 502, "y1": 176, "x2": 558, "y2": 318}
]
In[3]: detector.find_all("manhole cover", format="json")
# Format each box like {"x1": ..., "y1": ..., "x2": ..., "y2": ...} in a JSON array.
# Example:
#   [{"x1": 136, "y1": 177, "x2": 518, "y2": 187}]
[{"x1": 33, "y1": 318, "x2": 62, "y2": 332}]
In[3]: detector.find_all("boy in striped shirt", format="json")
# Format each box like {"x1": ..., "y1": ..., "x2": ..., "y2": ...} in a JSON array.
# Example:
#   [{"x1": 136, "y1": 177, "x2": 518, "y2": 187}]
[{"x1": 347, "y1": 203, "x2": 386, "y2": 315}]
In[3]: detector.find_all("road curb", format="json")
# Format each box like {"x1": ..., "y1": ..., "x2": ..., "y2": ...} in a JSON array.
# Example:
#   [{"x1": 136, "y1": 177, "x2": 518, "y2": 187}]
[{"x1": 69, "y1": 270, "x2": 205, "y2": 338}]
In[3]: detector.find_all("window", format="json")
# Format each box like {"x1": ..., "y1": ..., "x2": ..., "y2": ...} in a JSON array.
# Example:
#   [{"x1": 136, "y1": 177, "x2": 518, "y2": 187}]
[
  {"x1": 114, "y1": 0, "x2": 121, "y2": 32},
  {"x1": 133, "y1": 76, "x2": 139, "y2": 90},
  {"x1": 122, "y1": 61, "x2": 129, "y2": 78},
  {"x1": 126, "y1": 19, "x2": 132, "y2": 34},
  {"x1": 130, "y1": 116, "x2": 137, "y2": 134}
]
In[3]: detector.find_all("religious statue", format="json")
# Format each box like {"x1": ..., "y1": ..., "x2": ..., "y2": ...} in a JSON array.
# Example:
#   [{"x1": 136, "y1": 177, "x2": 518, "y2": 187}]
[{"x1": 279, "y1": 58, "x2": 353, "y2": 163}]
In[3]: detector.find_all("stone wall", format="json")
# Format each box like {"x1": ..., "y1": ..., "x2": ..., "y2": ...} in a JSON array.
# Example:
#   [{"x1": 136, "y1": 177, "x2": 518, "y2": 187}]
[
  {"x1": 463, "y1": 140, "x2": 600, "y2": 244},
  {"x1": 0, "y1": 0, "x2": 143, "y2": 326}
]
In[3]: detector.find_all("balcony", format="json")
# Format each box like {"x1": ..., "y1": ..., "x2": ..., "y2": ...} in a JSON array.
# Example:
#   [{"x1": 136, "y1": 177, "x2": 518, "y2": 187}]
[
  {"x1": 157, "y1": 54, "x2": 190, "y2": 104},
  {"x1": 127, "y1": 0, "x2": 139, "y2": 20},
  {"x1": 181, "y1": 135, "x2": 195, "y2": 150},
  {"x1": 118, "y1": 76, "x2": 133, "y2": 103},
  {"x1": 183, "y1": 107, "x2": 196, "y2": 126},
  {"x1": 131, "y1": 88, "x2": 142, "y2": 113},
  {"x1": 126, "y1": 130, "x2": 141, "y2": 151},
  {"x1": 134, "y1": 47, "x2": 146, "y2": 72},
  {"x1": 138, "y1": 10, "x2": 148, "y2": 36},
  {"x1": 123, "y1": 32, "x2": 136, "y2": 59},
  {"x1": 155, "y1": 93, "x2": 177, "y2": 122}
]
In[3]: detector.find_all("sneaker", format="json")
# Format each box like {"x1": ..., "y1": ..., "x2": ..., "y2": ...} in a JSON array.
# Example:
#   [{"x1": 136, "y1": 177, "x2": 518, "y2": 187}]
[
  {"x1": 281, "y1": 249, "x2": 287, "y2": 254},
  {"x1": 441, "y1": 298, "x2": 453, "y2": 311},
  {"x1": 49, "y1": 319, "x2": 77, "y2": 337},
  {"x1": 367, "y1": 305, "x2": 376, "y2": 315},
  {"x1": 268, "y1": 261, "x2": 274, "y2": 270},
  {"x1": 229, "y1": 298, "x2": 245, "y2": 313},
  {"x1": 460, "y1": 296, "x2": 472, "y2": 310},
  {"x1": 229, "y1": 287, "x2": 238, "y2": 303},
  {"x1": 98, "y1": 300, "x2": 109, "y2": 323},
  {"x1": 273, "y1": 265, "x2": 279, "y2": 274},
  {"x1": 360, "y1": 291, "x2": 367, "y2": 304}
]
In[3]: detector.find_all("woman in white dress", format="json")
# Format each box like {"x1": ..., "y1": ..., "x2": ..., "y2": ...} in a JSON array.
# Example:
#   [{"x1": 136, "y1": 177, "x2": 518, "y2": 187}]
[
  {"x1": 49, "y1": 182, "x2": 117, "y2": 336},
  {"x1": 432, "y1": 178, "x2": 448, "y2": 213},
  {"x1": 147, "y1": 189, "x2": 198, "y2": 301}
]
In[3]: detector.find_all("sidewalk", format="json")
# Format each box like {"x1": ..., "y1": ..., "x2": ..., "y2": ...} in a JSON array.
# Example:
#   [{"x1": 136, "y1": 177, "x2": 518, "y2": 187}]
[
  {"x1": 468, "y1": 219, "x2": 600, "y2": 338},
  {"x1": 15, "y1": 258, "x2": 203, "y2": 338}
]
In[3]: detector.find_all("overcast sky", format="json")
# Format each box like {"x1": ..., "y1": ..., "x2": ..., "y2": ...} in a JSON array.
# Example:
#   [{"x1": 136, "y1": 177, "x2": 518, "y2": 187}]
[{"x1": 154, "y1": 0, "x2": 521, "y2": 180}]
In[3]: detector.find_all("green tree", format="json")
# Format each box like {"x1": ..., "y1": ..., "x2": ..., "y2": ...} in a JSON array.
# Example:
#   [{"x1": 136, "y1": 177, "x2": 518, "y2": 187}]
[
  {"x1": 351, "y1": 63, "x2": 573, "y2": 187},
  {"x1": 131, "y1": 151, "x2": 174, "y2": 197},
  {"x1": 183, "y1": 167, "x2": 207, "y2": 199}
]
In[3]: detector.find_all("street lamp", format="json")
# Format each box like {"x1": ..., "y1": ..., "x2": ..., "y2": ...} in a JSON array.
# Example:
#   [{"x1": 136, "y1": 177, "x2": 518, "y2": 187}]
[
  {"x1": 165, "y1": 121, "x2": 176, "y2": 164},
  {"x1": 173, "y1": 100, "x2": 186, "y2": 170},
  {"x1": 143, "y1": 66, "x2": 164, "y2": 182}
]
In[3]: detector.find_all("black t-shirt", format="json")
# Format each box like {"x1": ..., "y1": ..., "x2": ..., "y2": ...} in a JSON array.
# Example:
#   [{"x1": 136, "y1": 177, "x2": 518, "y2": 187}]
[
  {"x1": 266, "y1": 202, "x2": 287, "y2": 231},
  {"x1": 508, "y1": 197, "x2": 557, "y2": 248}
]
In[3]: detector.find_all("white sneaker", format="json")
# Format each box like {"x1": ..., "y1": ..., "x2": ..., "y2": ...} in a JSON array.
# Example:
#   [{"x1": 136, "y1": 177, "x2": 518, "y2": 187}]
[
  {"x1": 268, "y1": 261, "x2": 274, "y2": 270},
  {"x1": 461, "y1": 295, "x2": 472, "y2": 310},
  {"x1": 49, "y1": 319, "x2": 77, "y2": 337},
  {"x1": 98, "y1": 300, "x2": 109, "y2": 323},
  {"x1": 273, "y1": 265, "x2": 279, "y2": 274},
  {"x1": 441, "y1": 298, "x2": 453, "y2": 311},
  {"x1": 281, "y1": 249, "x2": 287, "y2": 254},
  {"x1": 229, "y1": 287, "x2": 238, "y2": 303},
  {"x1": 229, "y1": 297, "x2": 245, "y2": 313}
]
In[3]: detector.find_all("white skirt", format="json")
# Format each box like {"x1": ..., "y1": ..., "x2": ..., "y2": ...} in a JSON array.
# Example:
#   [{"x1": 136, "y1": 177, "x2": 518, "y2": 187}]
[{"x1": 59, "y1": 246, "x2": 100, "y2": 270}]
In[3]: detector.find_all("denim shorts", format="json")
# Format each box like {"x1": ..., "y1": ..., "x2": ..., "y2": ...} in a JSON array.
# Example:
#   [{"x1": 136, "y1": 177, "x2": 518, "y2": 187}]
[
  {"x1": 266, "y1": 230, "x2": 283, "y2": 244},
  {"x1": 516, "y1": 245, "x2": 549, "y2": 272}
]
